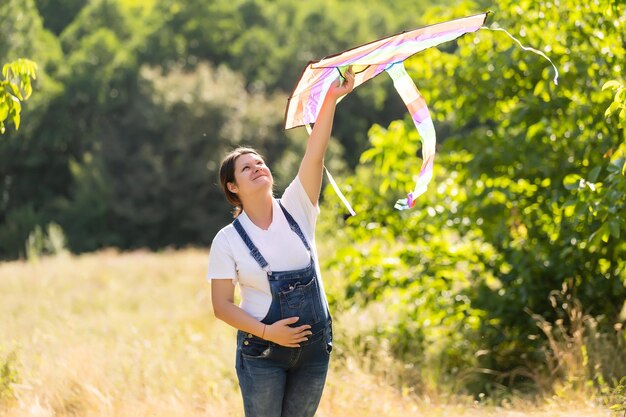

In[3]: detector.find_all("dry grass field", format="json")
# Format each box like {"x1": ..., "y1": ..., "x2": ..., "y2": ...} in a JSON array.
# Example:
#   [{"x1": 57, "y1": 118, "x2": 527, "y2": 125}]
[{"x1": 0, "y1": 249, "x2": 612, "y2": 416}]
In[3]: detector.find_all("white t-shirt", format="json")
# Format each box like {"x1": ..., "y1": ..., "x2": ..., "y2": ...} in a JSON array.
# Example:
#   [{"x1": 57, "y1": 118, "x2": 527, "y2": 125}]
[{"x1": 207, "y1": 176, "x2": 328, "y2": 321}]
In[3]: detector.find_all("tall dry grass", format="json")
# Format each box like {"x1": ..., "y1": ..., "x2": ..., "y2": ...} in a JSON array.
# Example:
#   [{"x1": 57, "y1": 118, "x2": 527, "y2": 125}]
[
  {"x1": 0, "y1": 249, "x2": 612, "y2": 416},
  {"x1": 528, "y1": 283, "x2": 626, "y2": 405}
]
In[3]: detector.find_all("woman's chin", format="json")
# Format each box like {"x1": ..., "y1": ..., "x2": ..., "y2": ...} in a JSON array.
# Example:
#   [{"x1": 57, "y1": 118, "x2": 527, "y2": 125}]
[
  {"x1": 252, "y1": 178, "x2": 273, "y2": 191},
  {"x1": 255, "y1": 176, "x2": 273, "y2": 185}
]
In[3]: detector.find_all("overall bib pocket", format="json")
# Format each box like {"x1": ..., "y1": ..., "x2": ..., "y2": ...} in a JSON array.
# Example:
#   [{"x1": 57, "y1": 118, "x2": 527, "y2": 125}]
[{"x1": 278, "y1": 277, "x2": 321, "y2": 325}]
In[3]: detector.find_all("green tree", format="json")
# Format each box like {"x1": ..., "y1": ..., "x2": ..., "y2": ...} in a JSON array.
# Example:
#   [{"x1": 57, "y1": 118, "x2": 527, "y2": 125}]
[
  {"x1": 85, "y1": 63, "x2": 289, "y2": 250},
  {"x1": 319, "y1": 0, "x2": 626, "y2": 393},
  {"x1": 141, "y1": 0, "x2": 458, "y2": 166},
  {"x1": 0, "y1": 0, "x2": 64, "y2": 259},
  {"x1": 34, "y1": 0, "x2": 88, "y2": 35}
]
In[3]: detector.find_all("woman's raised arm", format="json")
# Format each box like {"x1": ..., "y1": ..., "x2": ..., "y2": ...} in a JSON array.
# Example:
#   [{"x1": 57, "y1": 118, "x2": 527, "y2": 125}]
[{"x1": 298, "y1": 67, "x2": 355, "y2": 205}]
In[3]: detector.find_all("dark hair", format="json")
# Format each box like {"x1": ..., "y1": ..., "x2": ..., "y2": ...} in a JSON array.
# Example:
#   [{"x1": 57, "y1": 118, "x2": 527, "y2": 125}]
[{"x1": 219, "y1": 147, "x2": 263, "y2": 217}]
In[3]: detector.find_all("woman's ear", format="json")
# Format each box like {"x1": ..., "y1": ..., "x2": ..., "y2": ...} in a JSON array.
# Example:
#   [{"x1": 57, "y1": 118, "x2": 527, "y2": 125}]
[{"x1": 227, "y1": 182, "x2": 238, "y2": 194}]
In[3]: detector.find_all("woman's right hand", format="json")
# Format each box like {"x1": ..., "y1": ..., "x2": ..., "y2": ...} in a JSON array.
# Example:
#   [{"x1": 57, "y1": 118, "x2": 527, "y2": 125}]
[{"x1": 264, "y1": 317, "x2": 312, "y2": 348}]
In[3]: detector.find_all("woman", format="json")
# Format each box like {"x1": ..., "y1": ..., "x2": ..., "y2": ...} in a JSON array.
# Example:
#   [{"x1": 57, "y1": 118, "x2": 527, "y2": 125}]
[{"x1": 207, "y1": 68, "x2": 355, "y2": 417}]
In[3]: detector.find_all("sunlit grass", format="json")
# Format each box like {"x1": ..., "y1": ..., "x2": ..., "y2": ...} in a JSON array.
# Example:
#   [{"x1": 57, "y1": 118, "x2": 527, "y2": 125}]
[{"x1": 0, "y1": 249, "x2": 610, "y2": 416}]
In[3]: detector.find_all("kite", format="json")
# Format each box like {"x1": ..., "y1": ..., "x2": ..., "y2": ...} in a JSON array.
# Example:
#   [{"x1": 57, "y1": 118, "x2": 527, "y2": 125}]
[{"x1": 284, "y1": 12, "x2": 558, "y2": 213}]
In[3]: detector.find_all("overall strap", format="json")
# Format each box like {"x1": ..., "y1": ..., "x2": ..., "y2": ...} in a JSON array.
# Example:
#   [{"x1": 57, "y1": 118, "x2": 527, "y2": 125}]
[
  {"x1": 233, "y1": 218, "x2": 271, "y2": 273},
  {"x1": 278, "y1": 201, "x2": 312, "y2": 254}
]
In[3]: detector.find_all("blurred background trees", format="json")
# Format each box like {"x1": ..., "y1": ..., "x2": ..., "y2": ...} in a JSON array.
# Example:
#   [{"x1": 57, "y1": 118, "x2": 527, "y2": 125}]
[{"x1": 0, "y1": 0, "x2": 451, "y2": 257}]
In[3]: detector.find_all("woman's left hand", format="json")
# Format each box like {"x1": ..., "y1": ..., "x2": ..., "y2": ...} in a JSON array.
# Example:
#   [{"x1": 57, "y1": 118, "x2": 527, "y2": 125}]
[{"x1": 326, "y1": 66, "x2": 355, "y2": 101}]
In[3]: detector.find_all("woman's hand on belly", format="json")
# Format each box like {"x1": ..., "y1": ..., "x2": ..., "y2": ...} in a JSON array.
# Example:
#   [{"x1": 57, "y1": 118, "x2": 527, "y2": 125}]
[{"x1": 265, "y1": 316, "x2": 312, "y2": 348}]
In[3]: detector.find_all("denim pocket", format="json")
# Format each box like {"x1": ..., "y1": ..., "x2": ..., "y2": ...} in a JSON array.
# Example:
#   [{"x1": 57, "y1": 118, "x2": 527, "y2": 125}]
[
  {"x1": 278, "y1": 279, "x2": 321, "y2": 325},
  {"x1": 240, "y1": 335, "x2": 273, "y2": 359},
  {"x1": 280, "y1": 278, "x2": 315, "y2": 309}
]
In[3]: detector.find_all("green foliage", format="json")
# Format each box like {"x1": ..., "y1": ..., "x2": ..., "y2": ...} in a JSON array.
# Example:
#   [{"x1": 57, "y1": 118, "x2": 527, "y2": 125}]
[
  {"x1": 89, "y1": 62, "x2": 289, "y2": 249},
  {"x1": 34, "y1": 0, "x2": 88, "y2": 35},
  {"x1": 0, "y1": 0, "x2": 42, "y2": 59},
  {"x1": 320, "y1": 0, "x2": 626, "y2": 394},
  {"x1": 0, "y1": 205, "x2": 43, "y2": 259},
  {"x1": 0, "y1": 0, "x2": 462, "y2": 257},
  {"x1": 143, "y1": 0, "x2": 449, "y2": 91},
  {"x1": 0, "y1": 0, "x2": 67, "y2": 259},
  {"x1": 140, "y1": 0, "x2": 459, "y2": 166},
  {"x1": 52, "y1": 154, "x2": 120, "y2": 252},
  {"x1": 607, "y1": 377, "x2": 626, "y2": 417},
  {"x1": 604, "y1": 79, "x2": 626, "y2": 129},
  {"x1": 0, "y1": 59, "x2": 38, "y2": 134},
  {"x1": 25, "y1": 222, "x2": 68, "y2": 261},
  {"x1": 321, "y1": 125, "x2": 515, "y2": 390},
  {"x1": 0, "y1": 350, "x2": 19, "y2": 401}
]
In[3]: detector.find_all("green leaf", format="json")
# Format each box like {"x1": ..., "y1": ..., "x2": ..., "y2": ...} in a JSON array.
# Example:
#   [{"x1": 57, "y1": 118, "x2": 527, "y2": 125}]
[
  {"x1": 533, "y1": 80, "x2": 545, "y2": 97},
  {"x1": 605, "y1": 101, "x2": 621, "y2": 117},
  {"x1": 11, "y1": 111, "x2": 20, "y2": 130},
  {"x1": 609, "y1": 218, "x2": 621, "y2": 239},
  {"x1": 563, "y1": 174, "x2": 582, "y2": 190},
  {"x1": 588, "y1": 166, "x2": 601, "y2": 182},
  {"x1": 8, "y1": 82, "x2": 23, "y2": 101},
  {"x1": 527, "y1": 122, "x2": 544, "y2": 140},
  {"x1": 601, "y1": 222, "x2": 611, "y2": 243},
  {"x1": 608, "y1": 159, "x2": 622, "y2": 173},
  {"x1": 602, "y1": 80, "x2": 622, "y2": 91},
  {"x1": 9, "y1": 95, "x2": 21, "y2": 112},
  {"x1": 22, "y1": 81, "x2": 32, "y2": 100},
  {"x1": 0, "y1": 102, "x2": 8, "y2": 120}
]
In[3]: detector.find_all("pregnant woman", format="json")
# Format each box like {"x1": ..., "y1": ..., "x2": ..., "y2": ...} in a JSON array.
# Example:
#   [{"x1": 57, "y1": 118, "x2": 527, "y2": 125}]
[{"x1": 207, "y1": 68, "x2": 354, "y2": 417}]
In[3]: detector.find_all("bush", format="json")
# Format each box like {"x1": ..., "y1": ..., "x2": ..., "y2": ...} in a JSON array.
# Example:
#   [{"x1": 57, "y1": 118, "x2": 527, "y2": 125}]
[
  {"x1": 25, "y1": 222, "x2": 68, "y2": 261},
  {"x1": 0, "y1": 350, "x2": 19, "y2": 401}
]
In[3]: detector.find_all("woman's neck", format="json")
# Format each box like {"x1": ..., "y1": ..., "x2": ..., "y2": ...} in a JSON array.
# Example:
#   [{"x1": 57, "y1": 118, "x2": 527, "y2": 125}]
[{"x1": 242, "y1": 193, "x2": 274, "y2": 230}]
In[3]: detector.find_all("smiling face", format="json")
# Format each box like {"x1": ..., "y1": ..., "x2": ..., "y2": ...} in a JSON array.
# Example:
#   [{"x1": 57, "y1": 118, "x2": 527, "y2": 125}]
[{"x1": 227, "y1": 152, "x2": 273, "y2": 198}]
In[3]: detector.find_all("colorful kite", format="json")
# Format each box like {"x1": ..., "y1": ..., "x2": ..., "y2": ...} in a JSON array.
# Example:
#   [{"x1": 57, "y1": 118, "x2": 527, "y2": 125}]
[{"x1": 284, "y1": 12, "x2": 558, "y2": 213}]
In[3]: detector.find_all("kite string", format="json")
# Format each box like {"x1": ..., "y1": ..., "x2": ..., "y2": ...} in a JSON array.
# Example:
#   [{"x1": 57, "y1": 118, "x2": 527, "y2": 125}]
[{"x1": 480, "y1": 26, "x2": 559, "y2": 85}]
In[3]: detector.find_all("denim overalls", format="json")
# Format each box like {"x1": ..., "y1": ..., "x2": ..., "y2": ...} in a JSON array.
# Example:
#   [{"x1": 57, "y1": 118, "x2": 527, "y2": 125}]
[{"x1": 233, "y1": 202, "x2": 332, "y2": 417}]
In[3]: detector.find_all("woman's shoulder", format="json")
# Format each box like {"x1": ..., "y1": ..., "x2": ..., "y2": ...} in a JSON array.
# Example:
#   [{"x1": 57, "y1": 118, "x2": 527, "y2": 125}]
[
  {"x1": 281, "y1": 176, "x2": 319, "y2": 216},
  {"x1": 207, "y1": 222, "x2": 239, "y2": 278},
  {"x1": 279, "y1": 176, "x2": 319, "y2": 238},
  {"x1": 211, "y1": 222, "x2": 238, "y2": 247}
]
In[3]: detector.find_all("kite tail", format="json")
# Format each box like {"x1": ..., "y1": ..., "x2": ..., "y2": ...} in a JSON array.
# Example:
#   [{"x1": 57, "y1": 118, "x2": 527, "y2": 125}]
[
  {"x1": 305, "y1": 123, "x2": 357, "y2": 216},
  {"x1": 386, "y1": 63, "x2": 436, "y2": 210},
  {"x1": 480, "y1": 27, "x2": 559, "y2": 85},
  {"x1": 324, "y1": 166, "x2": 356, "y2": 216}
]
